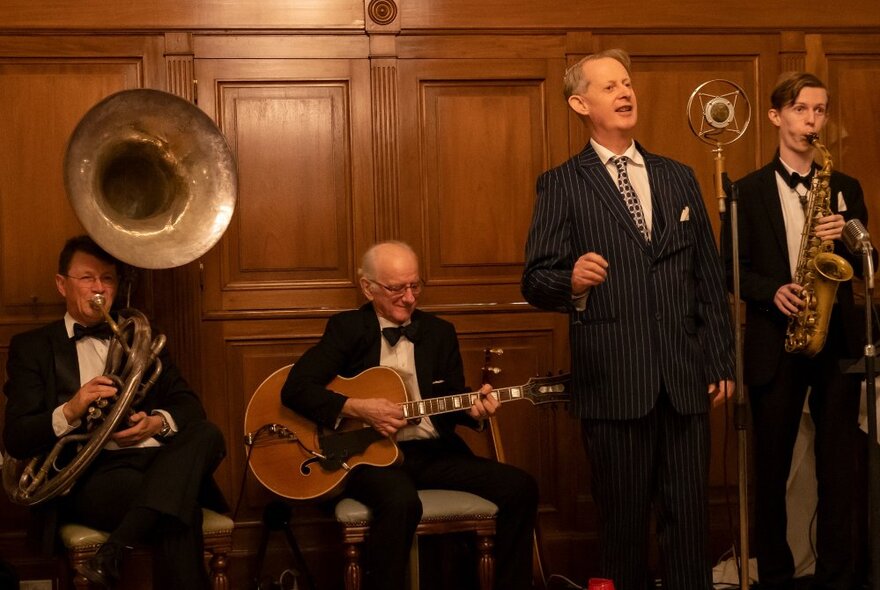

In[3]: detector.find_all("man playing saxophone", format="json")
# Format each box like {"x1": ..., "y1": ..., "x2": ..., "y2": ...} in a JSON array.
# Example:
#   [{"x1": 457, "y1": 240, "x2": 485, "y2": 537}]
[
  {"x1": 723, "y1": 72, "x2": 867, "y2": 590},
  {"x1": 3, "y1": 235, "x2": 227, "y2": 589}
]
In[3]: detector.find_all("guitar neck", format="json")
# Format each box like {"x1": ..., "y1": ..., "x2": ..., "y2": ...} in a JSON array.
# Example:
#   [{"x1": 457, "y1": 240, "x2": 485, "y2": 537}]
[{"x1": 399, "y1": 385, "x2": 524, "y2": 420}]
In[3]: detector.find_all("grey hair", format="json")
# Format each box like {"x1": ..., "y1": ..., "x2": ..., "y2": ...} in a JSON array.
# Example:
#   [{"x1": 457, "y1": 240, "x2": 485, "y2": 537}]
[{"x1": 563, "y1": 48, "x2": 632, "y2": 99}]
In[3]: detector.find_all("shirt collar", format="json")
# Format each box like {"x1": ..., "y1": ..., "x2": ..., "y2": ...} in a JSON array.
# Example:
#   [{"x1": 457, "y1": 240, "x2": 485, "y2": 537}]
[
  {"x1": 376, "y1": 314, "x2": 412, "y2": 329},
  {"x1": 777, "y1": 154, "x2": 812, "y2": 178},
  {"x1": 591, "y1": 138, "x2": 643, "y2": 167},
  {"x1": 63, "y1": 313, "x2": 77, "y2": 339}
]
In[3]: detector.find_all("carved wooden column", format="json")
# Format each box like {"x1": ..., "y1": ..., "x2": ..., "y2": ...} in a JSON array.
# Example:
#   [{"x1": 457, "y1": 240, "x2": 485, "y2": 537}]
[
  {"x1": 155, "y1": 31, "x2": 203, "y2": 390},
  {"x1": 779, "y1": 30, "x2": 807, "y2": 73},
  {"x1": 366, "y1": 0, "x2": 401, "y2": 241}
]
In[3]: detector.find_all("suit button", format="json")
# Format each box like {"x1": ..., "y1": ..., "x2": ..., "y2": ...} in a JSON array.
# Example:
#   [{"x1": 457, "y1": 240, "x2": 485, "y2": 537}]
[{"x1": 655, "y1": 313, "x2": 661, "y2": 321}]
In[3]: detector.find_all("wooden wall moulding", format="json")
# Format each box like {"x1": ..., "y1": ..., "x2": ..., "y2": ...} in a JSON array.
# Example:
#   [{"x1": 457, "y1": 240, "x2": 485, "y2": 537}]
[
  {"x1": 399, "y1": 0, "x2": 880, "y2": 30},
  {"x1": 195, "y1": 57, "x2": 375, "y2": 315},
  {"x1": 371, "y1": 62, "x2": 402, "y2": 239},
  {"x1": 396, "y1": 57, "x2": 568, "y2": 309},
  {"x1": 0, "y1": 0, "x2": 366, "y2": 31},
  {"x1": 366, "y1": 0, "x2": 400, "y2": 33},
  {"x1": 822, "y1": 40, "x2": 880, "y2": 253},
  {"x1": 165, "y1": 32, "x2": 195, "y2": 101},
  {"x1": 0, "y1": 35, "x2": 164, "y2": 324}
]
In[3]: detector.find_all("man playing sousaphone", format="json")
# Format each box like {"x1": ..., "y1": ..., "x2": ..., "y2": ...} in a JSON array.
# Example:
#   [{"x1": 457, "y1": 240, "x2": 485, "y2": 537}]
[{"x1": 3, "y1": 235, "x2": 227, "y2": 589}]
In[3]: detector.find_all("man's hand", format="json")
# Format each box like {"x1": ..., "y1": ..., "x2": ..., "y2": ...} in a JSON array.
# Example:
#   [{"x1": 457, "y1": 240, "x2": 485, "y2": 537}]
[
  {"x1": 62, "y1": 376, "x2": 118, "y2": 425},
  {"x1": 111, "y1": 411, "x2": 164, "y2": 447},
  {"x1": 342, "y1": 397, "x2": 407, "y2": 438},
  {"x1": 571, "y1": 252, "x2": 609, "y2": 297},
  {"x1": 774, "y1": 283, "x2": 805, "y2": 316},
  {"x1": 468, "y1": 384, "x2": 499, "y2": 420},
  {"x1": 814, "y1": 213, "x2": 845, "y2": 241},
  {"x1": 708, "y1": 379, "x2": 736, "y2": 408}
]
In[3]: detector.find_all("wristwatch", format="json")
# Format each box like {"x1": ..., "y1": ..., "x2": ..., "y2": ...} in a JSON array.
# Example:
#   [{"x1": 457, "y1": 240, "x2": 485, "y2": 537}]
[{"x1": 155, "y1": 412, "x2": 171, "y2": 438}]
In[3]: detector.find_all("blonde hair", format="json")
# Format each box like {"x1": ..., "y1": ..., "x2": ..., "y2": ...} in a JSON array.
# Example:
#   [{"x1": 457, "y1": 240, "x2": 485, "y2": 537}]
[{"x1": 563, "y1": 48, "x2": 632, "y2": 99}]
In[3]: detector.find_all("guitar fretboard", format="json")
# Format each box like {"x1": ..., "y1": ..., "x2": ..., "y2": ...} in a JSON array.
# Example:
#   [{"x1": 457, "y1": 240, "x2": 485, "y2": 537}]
[{"x1": 399, "y1": 386, "x2": 526, "y2": 419}]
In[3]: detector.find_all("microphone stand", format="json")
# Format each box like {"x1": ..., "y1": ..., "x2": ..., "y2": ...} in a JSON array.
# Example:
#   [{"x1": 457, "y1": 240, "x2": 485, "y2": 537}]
[
  {"x1": 714, "y1": 144, "x2": 750, "y2": 590},
  {"x1": 859, "y1": 244, "x2": 880, "y2": 590}
]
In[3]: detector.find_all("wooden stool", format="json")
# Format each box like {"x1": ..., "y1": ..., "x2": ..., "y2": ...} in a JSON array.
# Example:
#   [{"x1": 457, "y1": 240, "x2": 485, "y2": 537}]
[
  {"x1": 335, "y1": 489, "x2": 497, "y2": 590},
  {"x1": 59, "y1": 508, "x2": 234, "y2": 590}
]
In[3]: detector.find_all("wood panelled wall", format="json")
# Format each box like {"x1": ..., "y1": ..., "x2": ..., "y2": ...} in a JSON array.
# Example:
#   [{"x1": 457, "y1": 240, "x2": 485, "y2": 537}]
[{"x1": 0, "y1": 1, "x2": 878, "y2": 588}]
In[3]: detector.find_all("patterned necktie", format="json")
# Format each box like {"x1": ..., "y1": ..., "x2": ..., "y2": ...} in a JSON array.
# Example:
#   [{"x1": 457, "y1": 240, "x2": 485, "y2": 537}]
[
  {"x1": 381, "y1": 321, "x2": 420, "y2": 346},
  {"x1": 612, "y1": 155, "x2": 650, "y2": 241}
]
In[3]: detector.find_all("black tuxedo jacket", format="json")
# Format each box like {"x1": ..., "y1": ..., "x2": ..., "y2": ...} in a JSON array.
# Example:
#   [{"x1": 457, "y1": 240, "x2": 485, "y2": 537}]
[
  {"x1": 281, "y1": 303, "x2": 480, "y2": 444},
  {"x1": 522, "y1": 142, "x2": 734, "y2": 420},
  {"x1": 727, "y1": 161, "x2": 867, "y2": 386},
  {"x1": 2, "y1": 318, "x2": 224, "y2": 554},
  {"x1": 3, "y1": 319, "x2": 207, "y2": 461}
]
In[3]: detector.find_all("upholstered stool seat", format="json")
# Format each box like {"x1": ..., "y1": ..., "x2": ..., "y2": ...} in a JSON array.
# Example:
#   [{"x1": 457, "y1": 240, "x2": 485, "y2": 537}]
[
  {"x1": 59, "y1": 508, "x2": 234, "y2": 590},
  {"x1": 335, "y1": 489, "x2": 498, "y2": 590}
]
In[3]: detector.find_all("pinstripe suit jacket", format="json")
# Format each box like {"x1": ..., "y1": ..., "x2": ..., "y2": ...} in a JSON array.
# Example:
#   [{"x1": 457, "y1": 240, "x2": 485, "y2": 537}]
[{"x1": 522, "y1": 142, "x2": 734, "y2": 420}]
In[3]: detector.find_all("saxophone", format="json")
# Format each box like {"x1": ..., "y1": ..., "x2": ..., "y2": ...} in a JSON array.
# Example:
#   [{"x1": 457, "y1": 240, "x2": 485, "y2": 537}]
[{"x1": 784, "y1": 133, "x2": 854, "y2": 357}]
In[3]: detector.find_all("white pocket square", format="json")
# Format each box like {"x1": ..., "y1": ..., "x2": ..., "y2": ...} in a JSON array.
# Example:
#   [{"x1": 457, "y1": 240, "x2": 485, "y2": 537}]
[
  {"x1": 680, "y1": 206, "x2": 690, "y2": 222},
  {"x1": 432, "y1": 379, "x2": 445, "y2": 384}
]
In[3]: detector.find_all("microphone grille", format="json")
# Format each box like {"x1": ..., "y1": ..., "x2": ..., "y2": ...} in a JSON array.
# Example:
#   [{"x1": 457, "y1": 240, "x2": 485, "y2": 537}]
[
  {"x1": 704, "y1": 96, "x2": 735, "y2": 129},
  {"x1": 842, "y1": 218, "x2": 870, "y2": 254}
]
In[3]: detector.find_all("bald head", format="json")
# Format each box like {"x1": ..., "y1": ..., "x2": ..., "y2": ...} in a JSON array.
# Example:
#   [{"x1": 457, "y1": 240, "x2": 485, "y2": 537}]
[
  {"x1": 360, "y1": 241, "x2": 419, "y2": 282},
  {"x1": 359, "y1": 241, "x2": 422, "y2": 324}
]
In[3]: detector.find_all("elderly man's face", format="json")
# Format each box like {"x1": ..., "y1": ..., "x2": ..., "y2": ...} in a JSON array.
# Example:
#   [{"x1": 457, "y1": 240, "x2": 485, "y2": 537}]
[{"x1": 360, "y1": 246, "x2": 421, "y2": 325}]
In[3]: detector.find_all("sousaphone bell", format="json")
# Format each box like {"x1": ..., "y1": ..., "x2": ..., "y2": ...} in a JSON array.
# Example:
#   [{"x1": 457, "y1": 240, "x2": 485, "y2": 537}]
[{"x1": 3, "y1": 88, "x2": 237, "y2": 506}]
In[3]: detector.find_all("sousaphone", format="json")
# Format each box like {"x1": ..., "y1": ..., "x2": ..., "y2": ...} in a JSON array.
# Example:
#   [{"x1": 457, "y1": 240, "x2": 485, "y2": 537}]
[{"x1": 2, "y1": 88, "x2": 237, "y2": 506}]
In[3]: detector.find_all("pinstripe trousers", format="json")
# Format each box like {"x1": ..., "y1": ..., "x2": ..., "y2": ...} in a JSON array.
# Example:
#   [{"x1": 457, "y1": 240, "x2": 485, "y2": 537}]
[{"x1": 581, "y1": 388, "x2": 711, "y2": 590}]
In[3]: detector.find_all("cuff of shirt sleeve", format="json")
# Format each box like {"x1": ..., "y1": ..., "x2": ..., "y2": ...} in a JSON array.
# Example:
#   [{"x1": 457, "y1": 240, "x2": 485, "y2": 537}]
[
  {"x1": 572, "y1": 289, "x2": 590, "y2": 312},
  {"x1": 53, "y1": 404, "x2": 80, "y2": 437}
]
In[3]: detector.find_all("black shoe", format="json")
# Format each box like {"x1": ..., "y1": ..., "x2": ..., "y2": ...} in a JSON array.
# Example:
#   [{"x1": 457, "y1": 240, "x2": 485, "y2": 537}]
[{"x1": 78, "y1": 542, "x2": 125, "y2": 589}]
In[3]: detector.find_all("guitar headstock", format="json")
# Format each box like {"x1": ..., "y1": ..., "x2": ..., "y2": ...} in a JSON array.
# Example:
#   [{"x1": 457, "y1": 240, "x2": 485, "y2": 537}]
[
  {"x1": 521, "y1": 371, "x2": 571, "y2": 405},
  {"x1": 481, "y1": 347, "x2": 503, "y2": 387}
]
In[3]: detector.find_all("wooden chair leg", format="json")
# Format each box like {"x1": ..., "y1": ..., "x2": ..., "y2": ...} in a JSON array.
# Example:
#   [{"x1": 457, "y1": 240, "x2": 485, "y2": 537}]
[
  {"x1": 343, "y1": 542, "x2": 362, "y2": 590},
  {"x1": 208, "y1": 549, "x2": 230, "y2": 590},
  {"x1": 476, "y1": 534, "x2": 495, "y2": 590},
  {"x1": 69, "y1": 551, "x2": 95, "y2": 590}
]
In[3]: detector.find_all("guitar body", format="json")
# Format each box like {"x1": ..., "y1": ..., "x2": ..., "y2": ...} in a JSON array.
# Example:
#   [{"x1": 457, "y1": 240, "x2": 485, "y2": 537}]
[{"x1": 244, "y1": 365, "x2": 407, "y2": 500}]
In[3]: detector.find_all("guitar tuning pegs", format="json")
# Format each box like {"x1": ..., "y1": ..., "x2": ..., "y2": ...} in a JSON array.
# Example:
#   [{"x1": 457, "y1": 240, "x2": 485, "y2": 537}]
[
  {"x1": 486, "y1": 366, "x2": 501, "y2": 375},
  {"x1": 489, "y1": 348, "x2": 503, "y2": 356}
]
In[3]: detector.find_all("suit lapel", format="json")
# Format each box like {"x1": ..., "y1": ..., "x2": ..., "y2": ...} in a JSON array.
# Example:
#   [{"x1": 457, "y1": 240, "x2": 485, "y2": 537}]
[
  {"x1": 577, "y1": 145, "x2": 651, "y2": 252},
  {"x1": 50, "y1": 321, "x2": 80, "y2": 403},
  {"x1": 756, "y1": 164, "x2": 791, "y2": 263},
  {"x1": 410, "y1": 311, "x2": 436, "y2": 399},
  {"x1": 643, "y1": 148, "x2": 671, "y2": 256}
]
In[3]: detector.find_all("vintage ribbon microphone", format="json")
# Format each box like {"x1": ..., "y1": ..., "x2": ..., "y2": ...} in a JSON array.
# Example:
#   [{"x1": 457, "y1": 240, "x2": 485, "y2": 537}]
[{"x1": 687, "y1": 79, "x2": 751, "y2": 590}]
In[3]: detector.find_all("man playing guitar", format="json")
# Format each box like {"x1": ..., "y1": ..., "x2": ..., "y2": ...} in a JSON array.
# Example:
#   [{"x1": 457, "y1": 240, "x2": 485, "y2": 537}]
[{"x1": 280, "y1": 240, "x2": 537, "y2": 590}]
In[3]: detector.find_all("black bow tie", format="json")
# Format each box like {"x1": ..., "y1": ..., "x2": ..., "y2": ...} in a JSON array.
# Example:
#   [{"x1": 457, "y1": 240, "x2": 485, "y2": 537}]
[
  {"x1": 381, "y1": 322, "x2": 419, "y2": 346},
  {"x1": 775, "y1": 157, "x2": 814, "y2": 190},
  {"x1": 72, "y1": 322, "x2": 113, "y2": 341}
]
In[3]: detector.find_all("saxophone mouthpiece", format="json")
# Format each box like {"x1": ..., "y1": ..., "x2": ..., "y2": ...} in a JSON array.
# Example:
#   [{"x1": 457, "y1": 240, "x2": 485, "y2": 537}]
[{"x1": 805, "y1": 133, "x2": 819, "y2": 145}]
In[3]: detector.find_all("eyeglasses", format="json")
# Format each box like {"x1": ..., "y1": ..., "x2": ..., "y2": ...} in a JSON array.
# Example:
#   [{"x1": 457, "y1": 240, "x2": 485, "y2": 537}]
[
  {"x1": 369, "y1": 279, "x2": 423, "y2": 298},
  {"x1": 65, "y1": 274, "x2": 118, "y2": 287}
]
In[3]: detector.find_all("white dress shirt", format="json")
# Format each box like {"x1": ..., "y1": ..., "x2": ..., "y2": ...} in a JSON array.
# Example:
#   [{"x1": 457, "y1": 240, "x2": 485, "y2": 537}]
[
  {"x1": 377, "y1": 316, "x2": 439, "y2": 441},
  {"x1": 51, "y1": 312, "x2": 175, "y2": 449}
]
